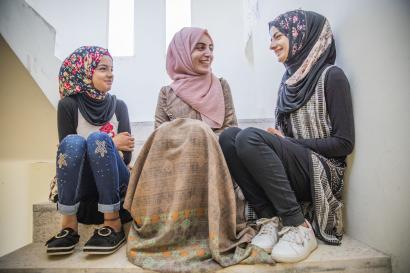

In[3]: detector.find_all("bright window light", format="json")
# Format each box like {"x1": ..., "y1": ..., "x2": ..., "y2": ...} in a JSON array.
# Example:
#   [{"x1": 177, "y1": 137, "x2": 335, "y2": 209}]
[
  {"x1": 166, "y1": 0, "x2": 191, "y2": 50},
  {"x1": 108, "y1": 0, "x2": 134, "y2": 56}
]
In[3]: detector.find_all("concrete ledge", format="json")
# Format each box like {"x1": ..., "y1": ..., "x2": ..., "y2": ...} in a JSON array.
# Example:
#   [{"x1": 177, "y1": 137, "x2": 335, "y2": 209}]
[
  {"x1": 33, "y1": 203, "x2": 130, "y2": 244},
  {"x1": 0, "y1": 236, "x2": 391, "y2": 273}
]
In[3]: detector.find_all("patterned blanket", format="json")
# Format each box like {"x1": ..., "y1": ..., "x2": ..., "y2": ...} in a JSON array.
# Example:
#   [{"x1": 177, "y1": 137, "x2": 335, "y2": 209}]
[{"x1": 124, "y1": 119, "x2": 272, "y2": 272}]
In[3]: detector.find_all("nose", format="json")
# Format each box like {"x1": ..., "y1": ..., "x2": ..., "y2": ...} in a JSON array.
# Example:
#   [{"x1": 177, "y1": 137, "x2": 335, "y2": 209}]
[
  {"x1": 270, "y1": 39, "x2": 277, "y2": 50},
  {"x1": 204, "y1": 47, "x2": 212, "y2": 57}
]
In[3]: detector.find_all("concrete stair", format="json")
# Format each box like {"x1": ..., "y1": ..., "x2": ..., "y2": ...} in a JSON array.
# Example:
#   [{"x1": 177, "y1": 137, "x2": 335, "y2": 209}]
[
  {"x1": 0, "y1": 205, "x2": 392, "y2": 273},
  {"x1": 0, "y1": 119, "x2": 392, "y2": 272}
]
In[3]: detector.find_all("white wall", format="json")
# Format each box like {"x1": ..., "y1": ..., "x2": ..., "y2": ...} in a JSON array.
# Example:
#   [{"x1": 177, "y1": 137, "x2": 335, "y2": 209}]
[
  {"x1": 23, "y1": 0, "x2": 167, "y2": 121},
  {"x1": 192, "y1": 1, "x2": 410, "y2": 273},
  {"x1": 0, "y1": 0, "x2": 60, "y2": 107},
  {"x1": 26, "y1": 0, "x2": 109, "y2": 61},
  {"x1": 114, "y1": 0, "x2": 167, "y2": 122}
]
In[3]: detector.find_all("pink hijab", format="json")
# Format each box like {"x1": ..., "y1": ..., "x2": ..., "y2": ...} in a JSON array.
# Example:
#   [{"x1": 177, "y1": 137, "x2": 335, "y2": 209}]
[{"x1": 166, "y1": 27, "x2": 225, "y2": 128}]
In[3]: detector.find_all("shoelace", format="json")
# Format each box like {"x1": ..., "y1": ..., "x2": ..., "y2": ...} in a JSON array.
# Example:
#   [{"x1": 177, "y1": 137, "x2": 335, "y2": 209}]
[
  {"x1": 279, "y1": 226, "x2": 305, "y2": 245},
  {"x1": 256, "y1": 218, "x2": 279, "y2": 236}
]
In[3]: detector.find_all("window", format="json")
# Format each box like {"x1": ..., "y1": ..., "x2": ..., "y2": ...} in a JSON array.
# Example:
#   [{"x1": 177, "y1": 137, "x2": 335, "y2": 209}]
[
  {"x1": 166, "y1": 0, "x2": 191, "y2": 49},
  {"x1": 108, "y1": 0, "x2": 134, "y2": 56}
]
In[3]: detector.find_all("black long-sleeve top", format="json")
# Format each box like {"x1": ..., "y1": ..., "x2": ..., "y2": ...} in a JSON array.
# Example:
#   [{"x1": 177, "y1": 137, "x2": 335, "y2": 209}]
[
  {"x1": 57, "y1": 95, "x2": 132, "y2": 165},
  {"x1": 285, "y1": 66, "x2": 355, "y2": 160}
]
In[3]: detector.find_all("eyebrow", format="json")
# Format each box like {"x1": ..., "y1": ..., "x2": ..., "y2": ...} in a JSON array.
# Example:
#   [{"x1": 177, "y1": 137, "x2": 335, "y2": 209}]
[
  {"x1": 272, "y1": 31, "x2": 281, "y2": 38},
  {"x1": 195, "y1": 42, "x2": 213, "y2": 47},
  {"x1": 96, "y1": 64, "x2": 111, "y2": 68}
]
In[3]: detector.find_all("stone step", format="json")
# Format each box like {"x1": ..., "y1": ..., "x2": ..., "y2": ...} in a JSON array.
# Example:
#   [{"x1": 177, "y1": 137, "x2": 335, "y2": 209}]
[
  {"x1": 0, "y1": 236, "x2": 391, "y2": 273},
  {"x1": 32, "y1": 203, "x2": 130, "y2": 245}
]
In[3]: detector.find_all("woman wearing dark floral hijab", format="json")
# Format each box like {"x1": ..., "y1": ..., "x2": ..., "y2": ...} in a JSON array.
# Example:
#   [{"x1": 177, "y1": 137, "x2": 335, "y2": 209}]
[
  {"x1": 45, "y1": 46, "x2": 134, "y2": 256},
  {"x1": 220, "y1": 10, "x2": 354, "y2": 262}
]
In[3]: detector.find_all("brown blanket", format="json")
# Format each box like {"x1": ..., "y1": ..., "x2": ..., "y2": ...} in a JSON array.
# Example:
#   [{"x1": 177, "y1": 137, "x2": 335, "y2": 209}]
[{"x1": 124, "y1": 119, "x2": 272, "y2": 272}]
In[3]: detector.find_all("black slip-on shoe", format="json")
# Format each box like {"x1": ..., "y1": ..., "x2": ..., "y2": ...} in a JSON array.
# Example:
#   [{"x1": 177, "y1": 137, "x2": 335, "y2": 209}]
[
  {"x1": 83, "y1": 226, "x2": 125, "y2": 254},
  {"x1": 45, "y1": 228, "x2": 80, "y2": 255}
]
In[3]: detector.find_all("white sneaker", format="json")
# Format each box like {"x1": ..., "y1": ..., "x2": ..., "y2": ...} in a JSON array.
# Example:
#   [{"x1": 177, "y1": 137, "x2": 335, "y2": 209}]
[
  {"x1": 271, "y1": 220, "x2": 318, "y2": 263},
  {"x1": 251, "y1": 217, "x2": 279, "y2": 253}
]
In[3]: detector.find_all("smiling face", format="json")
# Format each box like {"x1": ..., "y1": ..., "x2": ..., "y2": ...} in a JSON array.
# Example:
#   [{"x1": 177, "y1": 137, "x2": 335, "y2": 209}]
[
  {"x1": 92, "y1": 55, "x2": 113, "y2": 93},
  {"x1": 191, "y1": 34, "x2": 214, "y2": 74},
  {"x1": 269, "y1": 27, "x2": 289, "y2": 63}
]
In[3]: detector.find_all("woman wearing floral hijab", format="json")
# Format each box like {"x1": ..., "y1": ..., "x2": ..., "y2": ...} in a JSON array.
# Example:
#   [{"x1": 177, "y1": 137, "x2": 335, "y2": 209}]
[
  {"x1": 45, "y1": 46, "x2": 134, "y2": 255},
  {"x1": 124, "y1": 27, "x2": 271, "y2": 272},
  {"x1": 220, "y1": 10, "x2": 354, "y2": 262}
]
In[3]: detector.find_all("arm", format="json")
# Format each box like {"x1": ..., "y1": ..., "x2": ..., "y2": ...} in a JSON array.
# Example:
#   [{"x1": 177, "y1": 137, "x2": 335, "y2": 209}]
[
  {"x1": 220, "y1": 78, "x2": 238, "y2": 129},
  {"x1": 154, "y1": 86, "x2": 170, "y2": 129},
  {"x1": 57, "y1": 97, "x2": 77, "y2": 142},
  {"x1": 115, "y1": 100, "x2": 133, "y2": 165},
  {"x1": 292, "y1": 67, "x2": 355, "y2": 158}
]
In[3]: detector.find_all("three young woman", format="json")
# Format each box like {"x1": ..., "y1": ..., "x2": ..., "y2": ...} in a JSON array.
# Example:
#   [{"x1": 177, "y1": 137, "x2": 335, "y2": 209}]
[{"x1": 47, "y1": 8, "x2": 354, "y2": 269}]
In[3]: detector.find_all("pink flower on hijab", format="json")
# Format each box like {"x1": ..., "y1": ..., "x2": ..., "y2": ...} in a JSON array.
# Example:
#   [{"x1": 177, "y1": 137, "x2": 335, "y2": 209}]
[{"x1": 166, "y1": 27, "x2": 225, "y2": 128}]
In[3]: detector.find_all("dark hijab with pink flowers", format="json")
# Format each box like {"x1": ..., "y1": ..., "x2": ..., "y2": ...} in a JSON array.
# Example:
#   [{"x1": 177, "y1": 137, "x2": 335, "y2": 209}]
[
  {"x1": 269, "y1": 10, "x2": 336, "y2": 129},
  {"x1": 58, "y1": 46, "x2": 117, "y2": 126}
]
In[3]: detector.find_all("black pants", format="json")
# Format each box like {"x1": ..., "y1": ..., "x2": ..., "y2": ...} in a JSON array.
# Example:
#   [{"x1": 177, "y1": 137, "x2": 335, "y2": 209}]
[{"x1": 219, "y1": 127, "x2": 311, "y2": 226}]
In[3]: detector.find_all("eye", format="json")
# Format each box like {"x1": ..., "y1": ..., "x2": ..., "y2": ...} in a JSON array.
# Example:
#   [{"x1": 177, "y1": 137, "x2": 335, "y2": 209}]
[
  {"x1": 195, "y1": 44, "x2": 206, "y2": 51},
  {"x1": 209, "y1": 45, "x2": 214, "y2": 51}
]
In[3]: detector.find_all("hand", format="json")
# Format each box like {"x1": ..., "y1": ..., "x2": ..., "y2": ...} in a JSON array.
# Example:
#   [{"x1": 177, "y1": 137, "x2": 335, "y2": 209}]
[
  {"x1": 267, "y1": 127, "x2": 285, "y2": 138},
  {"x1": 113, "y1": 132, "x2": 135, "y2": 151}
]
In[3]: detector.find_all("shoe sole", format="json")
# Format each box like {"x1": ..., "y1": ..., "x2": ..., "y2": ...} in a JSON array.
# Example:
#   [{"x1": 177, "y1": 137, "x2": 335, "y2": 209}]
[
  {"x1": 47, "y1": 243, "x2": 78, "y2": 255},
  {"x1": 271, "y1": 242, "x2": 318, "y2": 263},
  {"x1": 83, "y1": 238, "x2": 126, "y2": 255}
]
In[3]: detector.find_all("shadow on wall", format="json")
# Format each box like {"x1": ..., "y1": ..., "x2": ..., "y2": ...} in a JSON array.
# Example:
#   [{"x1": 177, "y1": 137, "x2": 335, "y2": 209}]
[{"x1": 0, "y1": 35, "x2": 57, "y2": 256}]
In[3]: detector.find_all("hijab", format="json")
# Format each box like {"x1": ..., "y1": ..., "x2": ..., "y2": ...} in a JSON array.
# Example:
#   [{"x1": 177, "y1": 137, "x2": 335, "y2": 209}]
[
  {"x1": 166, "y1": 27, "x2": 225, "y2": 128},
  {"x1": 59, "y1": 46, "x2": 117, "y2": 126},
  {"x1": 269, "y1": 10, "x2": 336, "y2": 129}
]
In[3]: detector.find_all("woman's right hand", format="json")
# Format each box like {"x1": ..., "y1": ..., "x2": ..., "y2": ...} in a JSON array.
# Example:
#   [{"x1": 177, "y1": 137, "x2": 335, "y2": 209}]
[
  {"x1": 267, "y1": 127, "x2": 285, "y2": 138},
  {"x1": 113, "y1": 132, "x2": 135, "y2": 151}
]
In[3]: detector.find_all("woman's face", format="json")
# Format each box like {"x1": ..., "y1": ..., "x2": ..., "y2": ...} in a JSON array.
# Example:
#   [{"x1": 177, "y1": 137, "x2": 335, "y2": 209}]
[
  {"x1": 191, "y1": 34, "x2": 214, "y2": 74},
  {"x1": 92, "y1": 55, "x2": 114, "y2": 93},
  {"x1": 269, "y1": 27, "x2": 289, "y2": 63}
]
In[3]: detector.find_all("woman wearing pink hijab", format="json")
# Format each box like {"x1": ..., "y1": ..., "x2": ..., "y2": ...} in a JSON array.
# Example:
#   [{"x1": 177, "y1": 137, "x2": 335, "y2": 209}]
[{"x1": 124, "y1": 27, "x2": 271, "y2": 272}]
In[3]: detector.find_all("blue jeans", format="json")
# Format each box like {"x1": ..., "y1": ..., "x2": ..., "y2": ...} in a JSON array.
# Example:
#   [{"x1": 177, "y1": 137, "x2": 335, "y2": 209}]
[{"x1": 56, "y1": 132, "x2": 130, "y2": 215}]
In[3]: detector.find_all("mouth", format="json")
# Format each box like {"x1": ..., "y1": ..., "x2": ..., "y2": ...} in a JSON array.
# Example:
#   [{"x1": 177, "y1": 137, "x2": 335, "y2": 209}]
[
  {"x1": 274, "y1": 48, "x2": 283, "y2": 56},
  {"x1": 105, "y1": 80, "x2": 113, "y2": 85},
  {"x1": 199, "y1": 59, "x2": 211, "y2": 65}
]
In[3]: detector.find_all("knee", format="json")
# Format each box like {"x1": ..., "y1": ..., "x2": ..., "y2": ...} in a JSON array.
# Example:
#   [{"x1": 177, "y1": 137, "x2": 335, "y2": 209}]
[
  {"x1": 87, "y1": 131, "x2": 111, "y2": 143},
  {"x1": 235, "y1": 127, "x2": 263, "y2": 158},
  {"x1": 87, "y1": 132, "x2": 114, "y2": 158},
  {"x1": 219, "y1": 127, "x2": 241, "y2": 152},
  {"x1": 59, "y1": 134, "x2": 86, "y2": 152}
]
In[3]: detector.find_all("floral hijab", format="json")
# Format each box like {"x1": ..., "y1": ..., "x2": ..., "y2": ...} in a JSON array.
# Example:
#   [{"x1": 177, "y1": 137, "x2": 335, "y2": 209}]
[
  {"x1": 269, "y1": 10, "x2": 336, "y2": 129},
  {"x1": 59, "y1": 46, "x2": 112, "y2": 99},
  {"x1": 58, "y1": 46, "x2": 117, "y2": 126}
]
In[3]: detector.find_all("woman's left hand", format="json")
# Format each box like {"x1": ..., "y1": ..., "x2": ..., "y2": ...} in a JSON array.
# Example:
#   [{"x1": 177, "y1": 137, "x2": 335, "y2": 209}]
[{"x1": 267, "y1": 127, "x2": 285, "y2": 138}]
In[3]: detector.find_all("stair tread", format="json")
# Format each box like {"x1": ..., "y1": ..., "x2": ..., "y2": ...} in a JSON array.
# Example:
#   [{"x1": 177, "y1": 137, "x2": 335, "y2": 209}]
[{"x1": 0, "y1": 236, "x2": 390, "y2": 272}]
